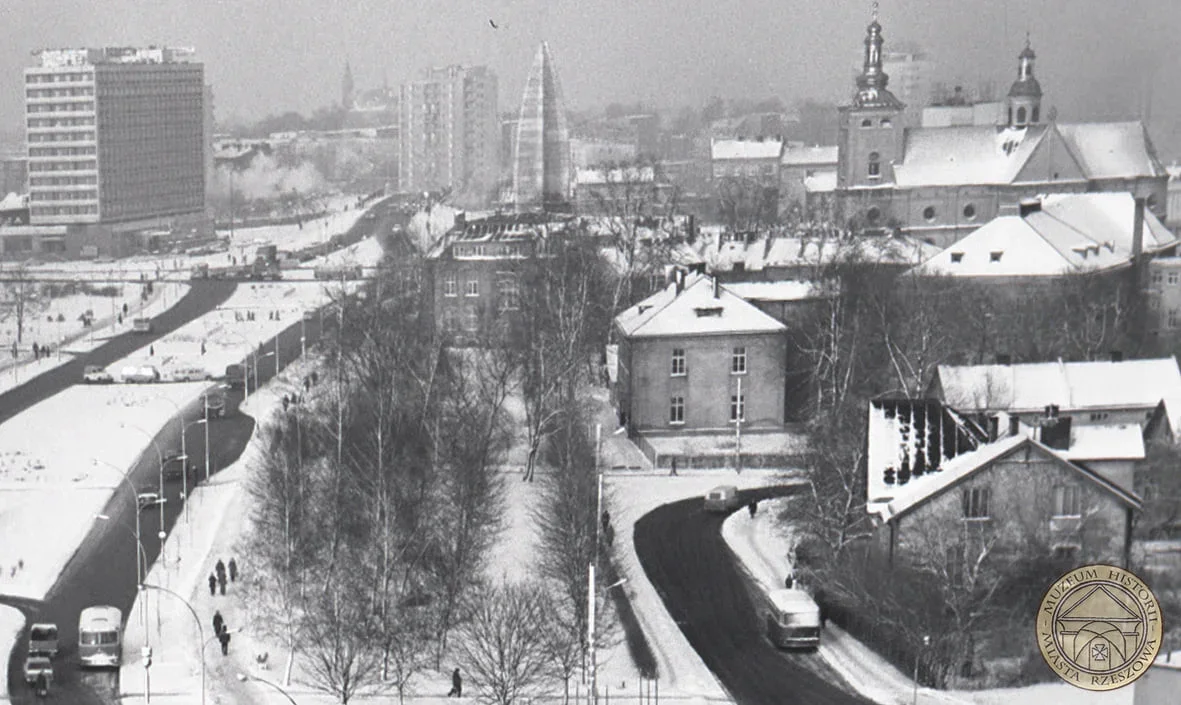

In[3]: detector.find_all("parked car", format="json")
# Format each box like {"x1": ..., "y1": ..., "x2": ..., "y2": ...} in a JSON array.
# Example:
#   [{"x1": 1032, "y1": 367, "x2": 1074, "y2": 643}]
[
  {"x1": 121, "y1": 365, "x2": 161, "y2": 384},
  {"x1": 203, "y1": 390, "x2": 227, "y2": 418},
  {"x1": 169, "y1": 366, "x2": 209, "y2": 382},
  {"x1": 82, "y1": 365, "x2": 114, "y2": 384},
  {"x1": 703, "y1": 485, "x2": 741, "y2": 514}
]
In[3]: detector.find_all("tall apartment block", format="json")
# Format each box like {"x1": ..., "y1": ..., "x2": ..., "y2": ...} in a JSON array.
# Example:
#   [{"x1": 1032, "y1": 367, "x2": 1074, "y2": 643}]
[
  {"x1": 6, "y1": 46, "x2": 209, "y2": 257},
  {"x1": 398, "y1": 65, "x2": 498, "y2": 197}
]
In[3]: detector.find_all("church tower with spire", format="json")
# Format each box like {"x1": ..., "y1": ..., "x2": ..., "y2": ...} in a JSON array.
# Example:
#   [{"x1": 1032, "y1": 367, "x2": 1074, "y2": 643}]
[
  {"x1": 1006, "y1": 39, "x2": 1043, "y2": 128},
  {"x1": 836, "y1": 6, "x2": 906, "y2": 223}
]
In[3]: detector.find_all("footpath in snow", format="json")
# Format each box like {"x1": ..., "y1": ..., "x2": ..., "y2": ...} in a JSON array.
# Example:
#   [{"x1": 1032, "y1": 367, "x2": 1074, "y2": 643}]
[{"x1": 721, "y1": 497, "x2": 1136, "y2": 705}]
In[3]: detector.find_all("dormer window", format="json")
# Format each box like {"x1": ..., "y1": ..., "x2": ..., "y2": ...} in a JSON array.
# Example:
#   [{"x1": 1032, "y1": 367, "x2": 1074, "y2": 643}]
[
  {"x1": 990, "y1": 251, "x2": 1003, "y2": 263},
  {"x1": 950, "y1": 252, "x2": 964, "y2": 263},
  {"x1": 868, "y1": 152, "x2": 881, "y2": 179},
  {"x1": 693, "y1": 307, "x2": 724, "y2": 318}
]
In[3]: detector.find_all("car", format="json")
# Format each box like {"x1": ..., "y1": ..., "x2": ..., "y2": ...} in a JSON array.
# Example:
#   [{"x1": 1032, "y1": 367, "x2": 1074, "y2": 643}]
[
  {"x1": 121, "y1": 365, "x2": 161, "y2": 384},
  {"x1": 703, "y1": 485, "x2": 741, "y2": 514},
  {"x1": 203, "y1": 390, "x2": 227, "y2": 418},
  {"x1": 27, "y1": 623, "x2": 58, "y2": 658},
  {"x1": 23, "y1": 654, "x2": 52, "y2": 685},
  {"x1": 132, "y1": 318, "x2": 153, "y2": 334},
  {"x1": 169, "y1": 366, "x2": 209, "y2": 382},
  {"x1": 136, "y1": 492, "x2": 165, "y2": 510},
  {"x1": 82, "y1": 365, "x2": 114, "y2": 384}
]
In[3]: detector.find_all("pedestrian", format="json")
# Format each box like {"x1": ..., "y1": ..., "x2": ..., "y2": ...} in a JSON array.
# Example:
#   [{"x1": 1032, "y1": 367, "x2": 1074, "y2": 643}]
[
  {"x1": 228, "y1": 558, "x2": 238, "y2": 582},
  {"x1": 219, "y1": 630, "x2": 231, "y2": 656},
  {"x1": 218, "y1": 571, "x2": 227, "y2": 595},
  {"x1": 311, "y1": 371, "x2": 318, "y2": 386},
  {"x1": 149, "y1": 345, "x2": 154, "y2": 356},
  {"x1": 600, "y1": 509, "x2": 610, "y2": 533},
  {"x1": 208, "y1": 573, "x2": 217, "y2": 596},
  {"x1": 213, "y1": 610, "x2": 224, "y2": 636},
  {"x1": 447, "y1": 668, "x2": 462, "y2": 697},
  {"x1": 604, "y1": 523, "x2": 615, "y2": 547},
  {"x1": 282, "y1": 395, "x2": 290, "y2": 412},
  {"x1": 31, "y1": 342, "x2": 39, "y2": 359},
  {"x1": 748, "y1": 501, "x2": 758, "y2": 517},
  {"x1": 304, "y1": 376, "x2": 311, "y2": 391},
  {"x1": 216, "y1": 559, "x2": 226, "y2": 580},
  {"x1": 123, "y1": 303, "x2": 129, "y2": 315},
  {"x1": 118, "y1": 313, "x2": 123, "y2": 325},
  {"x1": 201, "y1": 341, "x2": 206, "y2": 355},
  {"x1": 784, "y1": 572, "x2": 794, "y2": 590}
]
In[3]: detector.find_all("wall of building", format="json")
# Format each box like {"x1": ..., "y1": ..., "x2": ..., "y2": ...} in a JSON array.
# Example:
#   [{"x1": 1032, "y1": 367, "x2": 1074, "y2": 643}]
[
  {"x1": 0, "y1": 157, "x2": 27, "y2": 195},
  {"x1": 621, "y1": 331, "x2": 786, "y2": 433},
  {"x1": 430, "y1": 248, "x2": 528, "y2": 343}
]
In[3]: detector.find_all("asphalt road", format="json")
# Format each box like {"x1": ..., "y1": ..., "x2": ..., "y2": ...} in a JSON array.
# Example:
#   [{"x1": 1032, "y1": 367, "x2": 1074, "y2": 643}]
[
  {"x1": 633, "y1": 486, "x2": 876, "y2": 705},
  {"x1": 0, "y1": 197, "x2": 393, "y2": 704}
]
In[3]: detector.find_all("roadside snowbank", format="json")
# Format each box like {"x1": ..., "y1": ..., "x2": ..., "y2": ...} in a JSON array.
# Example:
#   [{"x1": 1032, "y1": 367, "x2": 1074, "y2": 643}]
[{"x1": 0, "y1": 604, "x2": 22, "y2": 703}]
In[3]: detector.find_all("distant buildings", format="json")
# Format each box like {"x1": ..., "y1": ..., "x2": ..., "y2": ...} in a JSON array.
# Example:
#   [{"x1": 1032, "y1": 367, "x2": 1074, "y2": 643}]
[
  {"x1": 399, "y1": 65, "x2": 499, "y2": 196},
  {"x1": 4, "y1": 46, "x2": 210, "y2": 258},
  {"x1": 511, "y1": 43, "x2": 572, "y2": 212},
  {"x1": 833, "y1": 17, "x2": 1168, "y2": 247},
  {"x1": 710, "y1": 138, "x2": 784, "y2": 183}
]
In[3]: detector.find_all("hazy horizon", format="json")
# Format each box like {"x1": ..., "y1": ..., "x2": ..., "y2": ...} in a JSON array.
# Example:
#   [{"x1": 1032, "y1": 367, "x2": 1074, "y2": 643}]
[{"x1": 2, "y1": 0, "x2": 1179, "y2": 158}]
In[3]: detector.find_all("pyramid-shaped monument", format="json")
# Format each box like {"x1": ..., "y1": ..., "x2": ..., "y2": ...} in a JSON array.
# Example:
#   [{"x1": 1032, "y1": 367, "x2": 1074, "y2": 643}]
[{"x1": 512, "y1": 42, "x2": 571, "y2": 212}]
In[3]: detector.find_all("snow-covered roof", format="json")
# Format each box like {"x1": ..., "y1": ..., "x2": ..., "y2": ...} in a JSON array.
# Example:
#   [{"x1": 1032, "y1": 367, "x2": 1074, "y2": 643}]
[
  {"x1": 872, "y1": 435, "x2": 1141, "y2": 523},
  {"x1": 781, "y1": 145, "x2": 838, "y2": 167},
  {"x1": 912, "y1": 192, "x2": 1178, "y2": 277},
  {"x1": 0, "y1": 192, "x2": 28, "y2": 211},
  {"x1": 890, "y1": 121, "x2": 1163, "y2": 188},
  {"x1": 722, "y1": 280, "x2": 827, "y2": 302},
  {"x1": 935, "y1": 357, "x2": 1181, "y2": 415},
  {"x1": 803, "y1": 171, "x2": 838, "y2": 193},
  {"x1": 697, "y1": 232, "x2": 940, "y2": 273},
  {"x1": 614, "y1": 273, "x2": 786, "y2": 339},
  {"x1": 1059, "y1": 424, "x2": 1145, "y2": 462},
  {"x1": 711, "y1": 138, "x2": 784, "y2": 161},
  {"x1": 1057, "y1": 122, "x2": 1167, "y2": 180}
]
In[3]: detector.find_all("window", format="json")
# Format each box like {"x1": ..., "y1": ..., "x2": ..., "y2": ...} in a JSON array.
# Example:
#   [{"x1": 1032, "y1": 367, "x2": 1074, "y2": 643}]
[
  {"x1": 880, "y1": 118, "x2": 892, "y2": 128},
  {"x1": 1052, "y1": 545, "x2": 1078, "y2": 561},
  {"x1": 1032, "y1": 107, "x2": 1040, "y2": 123},
  {"x1": 670, "y1": 396, "x2": 685, "y2": 425},
  {"x1": 867, "y1": 152, "x2": 881, "y2": 179},
  {"x1": 962, "y1": 487, "x2": 991, "y2": 519},
  {"x1": 990, "y1": 251, "x2": 1003, "y2": 263},
  {"x1": 730, "y1": 393, "x2": 745, "y2": 422},
  {"x1": 923, "y1": 206, "x2": 937, "y2": 222},
  {"x1": 866, "y1": 206, "x2": 881, "y2": 224},
  {"x1": 671, "y1": 349, "x2": 686, "y2": 376},
  {"x1": 963, "y1": 204, "x2": 977, "y2": 220},
  {"x1": 1169, "y1": 309, "x2": 1178, "y2": 329},
  {"x1": 462, "y1": 307, "x2": 479, "y2": 332},
  {"x1": 1151, "y1": 270, "x2": 1163, "y2": 286},
  {"x1": 1088, "y1": 412, "x2": 1110, "y2": 422},
  {"x1": 1053, "y1": 485, "x2": 1082, "y2": 517},
  {"x1": 860, "y1": 118, "x2": 873, "y2": 128},
  {"x1": 950, "y1": 252, "x2": 965, "y2": 264},
  {"x1": 731, "y1": 347, "x2": 747, "y2": 374},
  {"x1": 496, "y1": 277, "x2": 519, "y2": 311},
  {"x1": 1016, "y1": 107, "x2": 1027, "y2": 125},
  {"x1": 1168, "y1": 271, "x2": 1178, "y2": 286},
  {"x1": 465, "y1": 279, "x2": 479, "y2": 297}
]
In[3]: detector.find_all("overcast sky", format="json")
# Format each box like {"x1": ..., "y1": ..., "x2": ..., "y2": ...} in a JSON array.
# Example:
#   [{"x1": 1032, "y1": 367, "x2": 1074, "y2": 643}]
[{"x1": 1, "y1": 0, "x2": 1179, "y2": 157}]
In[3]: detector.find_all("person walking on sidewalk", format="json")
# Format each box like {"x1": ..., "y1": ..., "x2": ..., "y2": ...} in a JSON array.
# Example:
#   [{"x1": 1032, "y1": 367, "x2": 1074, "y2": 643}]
[
  {"x1": 213, "y1": 611, "x2": 224, "y2": 636},
  {"x1": 229, "y1": 558, "x2": 238, "y2": 582},
  {"x1": 218, "y1": 571, "x2": 227, "y2": 596},
  {"x1": 447, "y1": 668, "x2": 462, "y2": 697},
  {"x1": 215, "y1": 559, "x2": 226, "y2": 582},
  {"x1": 218, "y1": 630, "x2": 231, "y2": 656},
  {"x1": 208, "y1": 573, "x2": 217, "y2": 596}
]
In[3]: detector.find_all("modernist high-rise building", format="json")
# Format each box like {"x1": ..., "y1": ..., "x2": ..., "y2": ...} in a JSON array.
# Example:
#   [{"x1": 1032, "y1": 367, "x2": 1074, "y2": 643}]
[
  {"x1": 12, "y1": 46, "x2": 208, "y2": 256},
  {"x1": 511, "y1": 42, "x2": 571, "y2": 211},
  {"x1": 398, "y1": 65, "x2": 499, "y2": 196}
]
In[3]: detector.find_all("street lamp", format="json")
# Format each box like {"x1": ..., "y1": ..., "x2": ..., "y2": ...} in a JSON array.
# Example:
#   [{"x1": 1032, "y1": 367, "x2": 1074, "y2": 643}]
[
  {"x1": 121, "y1": 422, "x2": 167, "y2": 562},
  {"x1": 91, "y1": 459, "x2": 146, "y2": 604},
  {"x1": 238, "y1": 672, "x2": 299, "y2": 705},
  {"x1": 181, "y1": 418, "x2": 207, "y2": 542},
  {"x1": 588, "y1": 571, "x2": 628, "y2": 705},
  {"x1": 913, "y1": 634, "x2": 930, "y2": 705}
]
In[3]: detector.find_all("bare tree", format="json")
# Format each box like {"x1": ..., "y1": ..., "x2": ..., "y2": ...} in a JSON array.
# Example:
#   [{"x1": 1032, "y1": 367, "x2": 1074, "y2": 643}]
[
  {"x1": 1, "y1": 264, "x2": 35, "y2": 345},
  {"x1": 457, "y1": 582, "x2": 559, "y2": 705},
  {"x1": 301, "y1": 581, "x2": 385, "y2": 704},
  {"x1": 715, "y1": 175, "x2": 779, "y2": 233}
]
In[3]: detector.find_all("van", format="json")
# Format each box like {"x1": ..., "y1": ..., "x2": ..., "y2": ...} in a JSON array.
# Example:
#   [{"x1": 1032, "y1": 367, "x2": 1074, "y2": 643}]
[
  {"x1": 121, "y1": 365, "x2": 160, "y2": 384},
  {"x1": 132, "y1": 318, "x2": 153, "y2": 334},
  {"x1": 703, "y1": 485, "x2": 741, "y2": 514},
  {"x1": 203, "y1": 389, "x2": 227, "y2": 418},
  {"x1": 765, "y1": 589, "x2": 821, "y2": 649},
  {"x1": 28, "y1": 623, "x2": 58, "y2": 657},
  {"x1": 82, "y1": 365, "x2": 114, "y2": 384}
]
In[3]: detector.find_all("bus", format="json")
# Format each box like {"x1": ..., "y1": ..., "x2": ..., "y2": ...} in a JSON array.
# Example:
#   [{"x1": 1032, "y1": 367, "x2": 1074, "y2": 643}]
[
  {"x1": 765, "y1": 589, "x2": 821, "y2": 650},
  {"x1": 78, "y1": 606, "x2": 122, "y2": 668}
]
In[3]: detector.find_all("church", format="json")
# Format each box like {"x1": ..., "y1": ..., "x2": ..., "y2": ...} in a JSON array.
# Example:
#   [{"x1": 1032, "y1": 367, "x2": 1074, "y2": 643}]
[{"x1": 832, "y1": 15, "x2": 1169, "y2": 248}]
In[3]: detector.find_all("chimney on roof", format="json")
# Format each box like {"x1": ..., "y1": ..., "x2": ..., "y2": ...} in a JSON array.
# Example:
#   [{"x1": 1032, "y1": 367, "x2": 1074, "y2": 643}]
[
  {"x1": 713, "y1": 276, "x2": 721, "y2": 299},
  {"x1": 675, "y1": 268, "x2": 685, "y2": 295},
  {"x1": 1132, "y1": 196, "x2": 1146, "y2": 262},
  {"x1": 1018, "y1": 198, "x2": 1042, "y2": 217}
]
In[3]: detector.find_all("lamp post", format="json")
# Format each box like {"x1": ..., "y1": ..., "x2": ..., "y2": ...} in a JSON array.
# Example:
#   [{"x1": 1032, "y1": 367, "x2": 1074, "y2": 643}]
[
  {"x1": 238, "y1": 673, "x2": 299, "y2": 705},
  {"x1": 121, "y1": 422, "x2": 167, "y2": 564},
  {"x1": 181, "y1": 418, "x2": 207, "y2": 543},
  {"x1": 913, "y1": 634, "x2": 930, "y2": 705},
  {"x1": 137, "y1": 582, "x2": 210, "y2": 705},
  {"x1": 91, "y1": 459, "x2": 146, "y2": 605},
  {"x1": 255, "y1": 350, "x2": 275, "y2": 388}
]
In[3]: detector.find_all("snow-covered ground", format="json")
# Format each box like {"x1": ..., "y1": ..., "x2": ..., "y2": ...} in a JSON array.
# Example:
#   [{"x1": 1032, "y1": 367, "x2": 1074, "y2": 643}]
[
  {"x1": 721, "y1": 497, "x2": 1136, "y2": 705},
  {"x1": 0, "y1": 604, "x2": 22, "y2": 703},
  {"x1": 0, "y1": 384, "x2": 209, "y2": 601}
]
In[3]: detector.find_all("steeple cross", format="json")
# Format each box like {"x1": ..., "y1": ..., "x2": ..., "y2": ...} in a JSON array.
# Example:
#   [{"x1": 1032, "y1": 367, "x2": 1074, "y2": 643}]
[{"x1": 872, "y1": 1, "x2": 879, "y2": 22}]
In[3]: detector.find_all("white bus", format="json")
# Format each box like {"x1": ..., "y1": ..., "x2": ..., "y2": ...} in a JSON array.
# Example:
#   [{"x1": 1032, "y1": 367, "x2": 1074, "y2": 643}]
[
  {"x1": 78, "y1": 606, "x2": 122, "y2": 668},
  {"x1": 765, "y1": 589, "x2": 821, "y2": 650}
]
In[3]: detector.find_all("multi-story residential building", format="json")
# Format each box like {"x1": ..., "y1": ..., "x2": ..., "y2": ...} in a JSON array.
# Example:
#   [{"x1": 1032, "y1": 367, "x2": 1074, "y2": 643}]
[
  {"x1": 710, "y1": 138, "x2": 784, "y2": 184},
  {"x1": 834, "y1": 16, "x2": 1167, "y2": 248},
  {"x1": 613, "y1": 271, "x2": 788, "y2": 437},
  {"x1": 425, "y1": 212, "x2": 578, "y2": 344},
  {"x1": 399, "y1": 65, "x2": 499, "y2": 196},
  {"x1": 4, "y1": 46, "x2": 209, "y2": 257}
]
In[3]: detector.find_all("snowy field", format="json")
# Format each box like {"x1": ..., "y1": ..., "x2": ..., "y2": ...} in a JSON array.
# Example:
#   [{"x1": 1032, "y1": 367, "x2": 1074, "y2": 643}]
[
  {"x1": 0, "y1": 383, "x2": 209, "y2": 601},
  {"x1": 721, "y1": 497, "x2": 1137, "y2": 705},
  {"x1": 0, "y1": 604, "x2": 22, "y2": 702}
]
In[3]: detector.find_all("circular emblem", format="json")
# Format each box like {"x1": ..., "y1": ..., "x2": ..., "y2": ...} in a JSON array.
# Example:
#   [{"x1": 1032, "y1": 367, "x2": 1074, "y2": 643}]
[{"x1": 1036, "y1": 564, "x2": 1163, "y2": 691}]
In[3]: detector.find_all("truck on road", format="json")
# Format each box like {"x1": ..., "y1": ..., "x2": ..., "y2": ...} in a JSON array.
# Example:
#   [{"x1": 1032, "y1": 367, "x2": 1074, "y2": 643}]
[{"x1": 765, "y1": 589, "x2": 821, "y2": 650}]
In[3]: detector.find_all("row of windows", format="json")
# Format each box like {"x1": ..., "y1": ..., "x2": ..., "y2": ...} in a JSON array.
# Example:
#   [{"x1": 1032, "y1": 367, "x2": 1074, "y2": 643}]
[
  {"x1": 27, "y1": 87, "x2": 95, "y2": 98},
  {"x1": 28, "y1": 160, "x2": 96, "y2": 172},
  {"x1": 670, "y1": 347, "x2": 747, "y2": 375},
  {"x1": 30, "y1": 204, "x2": 97, "y2": 216},
  {"x1": 452, "y1": 243, "x2": 526, "y2": 258},
  {"x1": 27, "y1": 102, "x2": 94, "y2": 113},
  {"x1": 30, "y1": 190, "x2": 97, "y2": 201},
  {"x1": 669, "y1": 394, "x2": 745, "y2": 424},
  {"x1": 921, "y1": 204, "x2": 978, "y2": 222},
  {"x1": 442, "y1": 276, "x2": 521, "y2": 308},
  {"x1": 26, "y1": 72, "x2": 94, "y2": 84},
  {"x1": 30, "y1": 175, "x2": 97, "y2": 186},
  {"x1": 960, "y1": 485, "x2": 1082, "y2": 520},
  {"x1": 28, "y1": 132, "x2": 96, "y2": 143},
  {"x1": 1150, "y1": 270, "x2": 1180, "y2": 287},
  {"x1": 28, "y1": 117, "x2": 95, "y2": 128},
  {"x1": 859, "y1": 117, "x2": 893, "y2": 128},
  {"x1": 29, "y1": 146, "x2": 96, "y2": 157}
]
